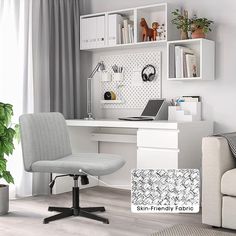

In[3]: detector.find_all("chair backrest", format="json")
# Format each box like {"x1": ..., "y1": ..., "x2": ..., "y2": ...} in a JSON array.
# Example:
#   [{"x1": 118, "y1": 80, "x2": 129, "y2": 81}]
[{"x1": 19, "y1": 112, "x2": 72, "y2": 171}]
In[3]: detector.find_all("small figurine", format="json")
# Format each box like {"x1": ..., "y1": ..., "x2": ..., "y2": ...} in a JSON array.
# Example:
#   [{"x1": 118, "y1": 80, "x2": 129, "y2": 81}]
[
  {"x1": 140, "y1": 18, "x2": 153, "y2": 41},
  {"x1": 152, "y1": 22, "x2": 160, "y2": 41},
  {"x1": 157, "y1": 23, "x2": 166, "y2": 40}
]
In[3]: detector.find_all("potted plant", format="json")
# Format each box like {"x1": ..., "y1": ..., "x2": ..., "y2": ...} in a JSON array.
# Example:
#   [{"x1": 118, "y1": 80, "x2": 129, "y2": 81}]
[
  {"x1": 0, "y1": 103, "x2": 18, "y2": 215},
  {"x1": 171, "y1": 9, "x2": 191, "y2": 40},
  {"x1": 191, "y1": 16, "x2": 213, "y2": 39}
]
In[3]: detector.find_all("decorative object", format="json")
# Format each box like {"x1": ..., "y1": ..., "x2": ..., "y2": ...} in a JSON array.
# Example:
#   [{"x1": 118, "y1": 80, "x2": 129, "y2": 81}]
[
  {"x1": 191, "y1": 16, "x2": 213, "y2": 39},
  {"x1": 100, "y1": 51, "x2": 161, "y2": 109},
  {"x1": 152, "y1": 22, "x2": 160, "y2": 41},
  {"x1": 157, "y1": 23, "x2": 166, "y2": 40},
  {"x1": 140, "y1": 18, "x2": 154, "y2": 41},
  {"x1": 0, "y1": 103, "x2": 18, "y2": 215},
  {"x1": 104, "y1": 91, "x2": 116, "y2": 100},
  {"x1": 85, "y1": 61, "x2": 106, "y2": 120},
  {"x1": 171, "y1": 9, "x2": 190, "y2": 40}
]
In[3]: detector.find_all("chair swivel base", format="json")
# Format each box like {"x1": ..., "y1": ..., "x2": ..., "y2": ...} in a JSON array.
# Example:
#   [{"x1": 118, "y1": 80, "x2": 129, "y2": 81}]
[
  {"x1": 43, "y1": 206, "x2": 109, "y2": 224},
  {"x1": 43, "y1": 182, "x2": 109, "y2": 225}
]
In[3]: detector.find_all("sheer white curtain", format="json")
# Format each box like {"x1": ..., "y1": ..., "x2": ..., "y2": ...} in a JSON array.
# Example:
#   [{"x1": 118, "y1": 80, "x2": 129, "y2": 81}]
[
  {"x1": 0, "y1": 0, "x2": 33, "y2": 197},
  {"x1": 0, "y1": 0, "x2": 80, "y2": 197}
]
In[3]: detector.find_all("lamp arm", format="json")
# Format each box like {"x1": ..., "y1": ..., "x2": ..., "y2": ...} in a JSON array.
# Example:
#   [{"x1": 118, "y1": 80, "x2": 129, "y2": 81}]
[
  {"x1": 88, "y1": 62, "x2": 102, "y2": 78},
  {"x1": 85, "y1": 61, "x2": 105, "y2": 120}
]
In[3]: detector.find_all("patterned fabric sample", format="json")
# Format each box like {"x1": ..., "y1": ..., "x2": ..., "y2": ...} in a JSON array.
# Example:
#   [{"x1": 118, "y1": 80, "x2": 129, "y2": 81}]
[{"x1": 131, "y1": 169, "x2": 200, "y2": 213}]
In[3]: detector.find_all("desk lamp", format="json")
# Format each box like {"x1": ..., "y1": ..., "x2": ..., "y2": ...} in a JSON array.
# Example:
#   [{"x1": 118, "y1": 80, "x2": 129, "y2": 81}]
[{"x1": 85, "y1": 61, "x2": 105, "y2": 120}]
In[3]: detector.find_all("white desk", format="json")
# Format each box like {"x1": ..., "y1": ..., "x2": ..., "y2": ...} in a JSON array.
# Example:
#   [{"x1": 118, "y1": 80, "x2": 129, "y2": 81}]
[{"x1": 53, "y1": 119, "x2": 213, "y2": 193}]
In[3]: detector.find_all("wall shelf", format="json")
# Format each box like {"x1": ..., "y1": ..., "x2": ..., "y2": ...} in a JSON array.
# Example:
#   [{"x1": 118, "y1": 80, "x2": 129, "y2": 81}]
[
  {"x1": 81, "y1": 40, "x2": 167, "y2": 52},
  {"x1": 100, "y1": 100, "x2": 124, "y2": 104},
  {"x1": 167, "y1": 38, "x2": 215, "y2": 81}
]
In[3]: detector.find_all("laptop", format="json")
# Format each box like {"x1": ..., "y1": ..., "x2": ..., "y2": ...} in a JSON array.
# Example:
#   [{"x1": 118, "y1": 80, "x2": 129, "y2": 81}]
[{"x1": 119, "y1": 99, "x2": 165, "y2": 121}]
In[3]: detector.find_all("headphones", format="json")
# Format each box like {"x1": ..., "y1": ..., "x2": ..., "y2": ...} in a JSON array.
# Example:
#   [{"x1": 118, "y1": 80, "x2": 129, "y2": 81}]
[{"x1": 141, "y1": 64, "x2": 156, "y2": 82}]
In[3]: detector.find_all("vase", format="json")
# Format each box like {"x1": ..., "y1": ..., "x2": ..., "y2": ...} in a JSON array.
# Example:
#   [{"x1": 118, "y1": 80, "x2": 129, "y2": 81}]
[
  {"x1": 192, "y1": 28, "x2": 206, "y2": 39},
  {"x1": 0, "y1": 185, "x2": 9, "y2": 215},
  {"x1": 180, "y1": 30, "x2": 188, "y2": 40}
]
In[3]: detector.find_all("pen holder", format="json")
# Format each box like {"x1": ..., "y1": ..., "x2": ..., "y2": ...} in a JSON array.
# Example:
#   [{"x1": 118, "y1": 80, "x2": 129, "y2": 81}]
[
  {"x1": 101, "y1": 71, "x2": 112, "y2": 82},
  {"x1": 113, "y1": 72, "x2": 124, "y2": 82}
]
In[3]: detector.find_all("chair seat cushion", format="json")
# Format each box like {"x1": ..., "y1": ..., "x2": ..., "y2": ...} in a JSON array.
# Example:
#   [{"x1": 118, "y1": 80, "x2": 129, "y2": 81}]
[
  {"x1": 221, "y1": 168, "x2": 236, "y2": 196},
  {"x1": 31, "y1": 153, "x2": 125, "y2": 176}
]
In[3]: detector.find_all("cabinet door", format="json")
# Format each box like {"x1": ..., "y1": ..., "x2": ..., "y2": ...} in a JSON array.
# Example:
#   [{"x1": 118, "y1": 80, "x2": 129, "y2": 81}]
[
  {"x1": 137, "y1": 148, "x2": 179, "y2": 169},
  {"x1": 96, "y1": 16, "x2": 105, "y2": 48}
]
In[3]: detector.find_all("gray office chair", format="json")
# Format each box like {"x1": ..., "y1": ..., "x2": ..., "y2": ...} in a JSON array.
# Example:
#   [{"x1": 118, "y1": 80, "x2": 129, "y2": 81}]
[{"x1": 19, "y1": 112, "x2": 125, "y2": 224}]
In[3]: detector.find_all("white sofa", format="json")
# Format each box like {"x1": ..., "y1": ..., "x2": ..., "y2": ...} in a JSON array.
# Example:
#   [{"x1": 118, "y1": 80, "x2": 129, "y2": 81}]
[{"x1": 202, "y1": 137, "x2": 236, "y2": 230}]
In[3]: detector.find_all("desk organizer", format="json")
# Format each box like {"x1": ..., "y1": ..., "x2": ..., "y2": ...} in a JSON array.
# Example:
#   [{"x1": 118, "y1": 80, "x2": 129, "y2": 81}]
[
  {"x1": 101, "y1": 71, "x2": 112, "y2": 82},
  {"x1": 168, "y1": 102, "x2": 201, "y2": 121},
  {"x1": 100, "y1": 51, "x2": 161, "y2": 109}
]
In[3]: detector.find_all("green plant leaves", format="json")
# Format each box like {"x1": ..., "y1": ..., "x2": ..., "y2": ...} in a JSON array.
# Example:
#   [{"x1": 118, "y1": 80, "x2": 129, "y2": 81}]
[
  {"x1": 1, "y1": 171, "x2": 14, "y2": 184},
  {"x1": 0, "y1": 158, "x2": 7, "y2": 170},
  {"x1": 171, "y1": 9, "x2": 213, "y2": 34},
  {"x1": 0, "y1": 102, "x2": 16, "y2": 184},
  {"x1": 0, "y1": 103, "x2": 13, "y2": 126}
]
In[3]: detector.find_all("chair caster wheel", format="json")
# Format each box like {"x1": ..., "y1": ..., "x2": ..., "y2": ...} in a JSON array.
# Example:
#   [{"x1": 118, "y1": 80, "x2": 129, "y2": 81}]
[
  {"x1": 103, "y1": 219, "x2": 109, "y2": 224},
  {"x1": 43, "y1": 220, "x2": 49, "y2": 224}
]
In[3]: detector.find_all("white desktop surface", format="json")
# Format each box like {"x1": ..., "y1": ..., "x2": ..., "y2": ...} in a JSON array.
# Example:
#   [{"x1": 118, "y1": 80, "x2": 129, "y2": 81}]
[{"x1": 66, "y1": 119, "x2": 210, "y2": 129}]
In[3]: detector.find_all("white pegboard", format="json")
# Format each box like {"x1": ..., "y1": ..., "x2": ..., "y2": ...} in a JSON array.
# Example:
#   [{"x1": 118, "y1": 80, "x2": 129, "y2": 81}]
[{"x1": 100, "y1": 51, "x2": 161, "y2": 109}]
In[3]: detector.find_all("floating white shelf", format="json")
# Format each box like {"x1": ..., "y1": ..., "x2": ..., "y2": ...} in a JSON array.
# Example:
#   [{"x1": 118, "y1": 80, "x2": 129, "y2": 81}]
[
  {"x1": 82, "y1": 40, "x2": 167, "y2": 52},
  {"x1": 80, "y1": 3, "x2": 179, "y2": 51},
  {"x1": 167, "y1": 38, "x2": 215, "y2": 81},
  {"x1": 168, "y1": 77, "x2": 202, "y2": 81},
  {"x1": 100, "y1": 100, "x2": 124, "y2": 104}
]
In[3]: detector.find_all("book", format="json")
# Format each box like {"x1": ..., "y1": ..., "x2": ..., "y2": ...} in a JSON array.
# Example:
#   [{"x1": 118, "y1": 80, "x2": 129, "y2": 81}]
[
  {"x1": 128, "y1": 24, "x2": 131, "y2": 43},
  {"x1": 122, "y1": 27, "x2": 125, "y2": 44},
  {"x1": 175, "y1": 46, "x2": 182, "y2": 78},
  {"x1": 186, "y1": 54, "x2": 198, "y2": 78},
  {"x1": 175, "y1": 46, "x2": 194, "y2": 78},
  {"x1": 118, "y1": 23, "x2": 122, "y2": 44},
  {"x1": 123, "y1": 19, "x2": 128, "y2": 44},
  {"x1": 130, "y1": 26, "x2": 134, "y2": 43}
]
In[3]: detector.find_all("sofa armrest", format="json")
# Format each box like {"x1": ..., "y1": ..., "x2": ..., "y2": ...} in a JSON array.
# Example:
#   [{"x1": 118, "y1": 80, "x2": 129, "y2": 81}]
[{"x1": 202, "y1": 137, "x2": 236, "y2": 227}]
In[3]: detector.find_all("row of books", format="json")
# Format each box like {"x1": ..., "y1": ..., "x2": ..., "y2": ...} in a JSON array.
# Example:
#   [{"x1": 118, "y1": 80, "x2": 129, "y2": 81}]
[
  {"x1": 108, "y1": 14, "x2": 134, "y2": 45},
  {"x1": 119, "y1": 19, "x2": 134, "y2": 44},
  {"x1": 175, "y1": 46, "x2": 198, "y2": 78}
]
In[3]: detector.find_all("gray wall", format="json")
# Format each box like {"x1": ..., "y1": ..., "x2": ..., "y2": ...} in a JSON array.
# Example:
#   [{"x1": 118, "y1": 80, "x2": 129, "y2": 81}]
[{"x1": 79, "y1": 0, "x2": 236, "y2": 133}]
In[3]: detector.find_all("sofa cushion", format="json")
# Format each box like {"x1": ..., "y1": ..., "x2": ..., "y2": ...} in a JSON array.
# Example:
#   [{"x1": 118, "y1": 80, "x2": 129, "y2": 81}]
[{"x1": 221, "y1": 168, "x2": 236, "y2": 196}]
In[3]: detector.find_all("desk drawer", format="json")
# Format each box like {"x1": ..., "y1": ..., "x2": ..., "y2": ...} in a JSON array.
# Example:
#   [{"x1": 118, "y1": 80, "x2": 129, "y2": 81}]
[
  {"x1": 137, "y1": 129, "x2": 179, "y2": 149},
  {"x1": 137, "y1": 148, "x2": 178, "y2": 169}
]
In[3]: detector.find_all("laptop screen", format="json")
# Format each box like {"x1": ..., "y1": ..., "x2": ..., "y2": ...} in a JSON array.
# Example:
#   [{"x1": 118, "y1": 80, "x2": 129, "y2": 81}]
[{"x1": 141, "y1": 99, "x2": 164, "y2": 117}]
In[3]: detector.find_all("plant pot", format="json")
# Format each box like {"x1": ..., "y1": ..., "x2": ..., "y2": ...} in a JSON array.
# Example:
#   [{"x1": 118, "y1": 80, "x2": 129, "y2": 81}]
[
  {"x1": 192, "y1": 28, "x2": 206, "y2": 39},
  {"x1": 180, "y1": 30, "x2": 189, "y2": 40},
  {"x1": 0, "y1": 185, "x2": 9, "y2": 215}
]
